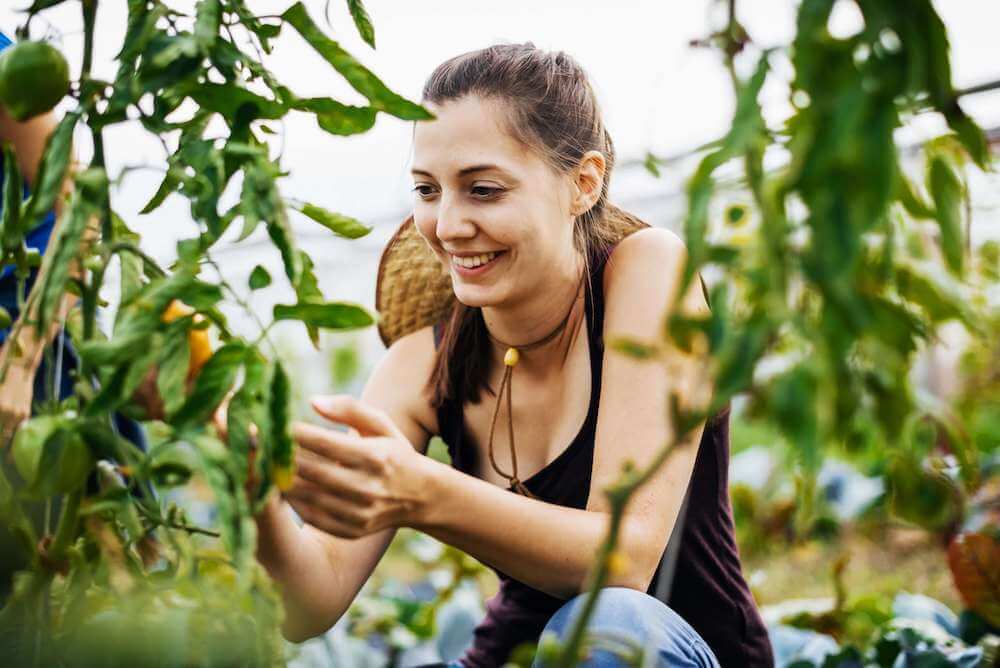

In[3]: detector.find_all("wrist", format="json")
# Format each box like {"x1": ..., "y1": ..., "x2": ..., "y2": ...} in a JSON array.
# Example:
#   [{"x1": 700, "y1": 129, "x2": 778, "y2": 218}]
[{"x1": 406, "y1": 454, "x2": 449, "y2": 531}]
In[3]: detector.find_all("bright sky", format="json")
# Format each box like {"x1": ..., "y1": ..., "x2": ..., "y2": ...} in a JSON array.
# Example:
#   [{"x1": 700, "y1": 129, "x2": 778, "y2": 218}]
[{"x1": 2, "y1": 1, "x2": 998, "y2": 398}]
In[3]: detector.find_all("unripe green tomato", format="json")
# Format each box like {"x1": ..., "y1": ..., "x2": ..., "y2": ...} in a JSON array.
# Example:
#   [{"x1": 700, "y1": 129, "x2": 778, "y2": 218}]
[
  {"x1": 24, "y1": 249, "x2": 41, "y2": 268},
  {"x1": 0, "y1": 305, "x2": 10, "y2": 329},
  {"x1": 12, "y1": 415, "x2": 61, "y2": 485},
  {"x1": 0, "y1": 41, "x2": 70, "y2": 121},
  {"x1": 13, "y1": 415, "x2": 92, "y2": 493}
]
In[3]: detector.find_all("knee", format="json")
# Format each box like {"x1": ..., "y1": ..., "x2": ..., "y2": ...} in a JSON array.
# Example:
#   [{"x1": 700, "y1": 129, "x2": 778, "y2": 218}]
[
  {"x1": 541, "y1": 587, "x2": 659, "y2": 640},
  {"x1": 537, "y1": 588, "x2": 718, "y2": 668}
]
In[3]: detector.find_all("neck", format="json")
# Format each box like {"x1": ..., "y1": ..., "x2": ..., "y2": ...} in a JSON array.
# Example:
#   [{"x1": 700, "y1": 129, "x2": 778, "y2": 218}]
[{"x1": 480, "y1": 250, "x2": 587, "y2": 378}]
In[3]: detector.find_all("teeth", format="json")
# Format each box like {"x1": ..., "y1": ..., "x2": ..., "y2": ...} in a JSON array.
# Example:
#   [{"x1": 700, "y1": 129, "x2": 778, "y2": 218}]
[{"x1": 453, "y1": 251, "x2": 499, "y2": 268}]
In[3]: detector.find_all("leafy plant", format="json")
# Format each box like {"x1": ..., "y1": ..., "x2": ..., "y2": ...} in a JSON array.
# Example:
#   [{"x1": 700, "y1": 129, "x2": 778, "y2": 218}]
[
  {"x1": 542, "y1": 0, "x2": 998, "y2": 664},
  {"x1": 0, "y1": 0, "x2": 428, "y2": 664}
]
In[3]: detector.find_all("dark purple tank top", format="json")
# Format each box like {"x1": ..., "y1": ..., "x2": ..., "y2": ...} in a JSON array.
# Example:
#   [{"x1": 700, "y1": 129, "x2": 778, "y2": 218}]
[{"x1": 432, "y1": 242, "x2": 774, "y2": 668}]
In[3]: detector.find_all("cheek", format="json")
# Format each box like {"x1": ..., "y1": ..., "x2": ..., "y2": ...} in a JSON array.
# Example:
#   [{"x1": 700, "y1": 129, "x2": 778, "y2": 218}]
[{"x1": 412, "y1": 213, "x2": 437, "y2": 244}]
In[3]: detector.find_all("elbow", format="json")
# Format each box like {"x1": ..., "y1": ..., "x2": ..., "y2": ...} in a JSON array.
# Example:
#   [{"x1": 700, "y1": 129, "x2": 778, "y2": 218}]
[
  {"x1": 281, "y1": 613, "x2": 340, "y2": 645},
  {"x1": 603, "y1": 554, "x2": 660, "y2": 593},
  {"x1": 602, "y1": 521, "x2": 665, "y2": 593},
  {"x1": 280, "y1": 601, "x2": 347, "y2": 644}
]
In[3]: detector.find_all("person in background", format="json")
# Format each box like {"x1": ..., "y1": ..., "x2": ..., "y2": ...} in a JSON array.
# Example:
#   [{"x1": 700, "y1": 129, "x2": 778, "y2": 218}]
[{"x1": 0, "y1": 29, "x2": 148, "y2": 601}]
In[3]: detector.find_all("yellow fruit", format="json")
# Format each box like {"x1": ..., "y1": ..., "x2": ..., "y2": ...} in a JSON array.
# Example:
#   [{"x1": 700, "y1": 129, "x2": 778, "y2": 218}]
[
  {"x1": 0, "y1": 41, "x2": 70, "y2": 121},
  {"x1": 162, "y1": 299, "x2": 213, "y2": 379}
]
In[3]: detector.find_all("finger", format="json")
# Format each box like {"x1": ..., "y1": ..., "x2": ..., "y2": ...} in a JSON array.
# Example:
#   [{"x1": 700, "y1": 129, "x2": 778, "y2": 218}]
[
  {"x1": 292, "y1": 451, "x2": 374, "y2": 505},
  {"x1": 310, "y1": 395, "x2": 396, "y2": 438},
  {"x1": 291, "y1": 421, "x2": 373, "y2": 470}
]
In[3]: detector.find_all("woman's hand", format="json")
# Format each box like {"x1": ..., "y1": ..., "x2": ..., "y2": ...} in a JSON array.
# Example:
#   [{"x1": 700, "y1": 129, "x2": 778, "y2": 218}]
[{"x1": 284, "y1": 395, "x2": 433, "y2": 540}]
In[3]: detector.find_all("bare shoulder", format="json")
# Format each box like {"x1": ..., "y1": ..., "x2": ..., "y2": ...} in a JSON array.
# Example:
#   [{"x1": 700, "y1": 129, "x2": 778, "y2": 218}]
[
  {"x1": 361, "y1": 324, "x2": 439, "y2": 453},
  {"x1": 602, "y1": 227, "x2": 708, "y2": 330}
]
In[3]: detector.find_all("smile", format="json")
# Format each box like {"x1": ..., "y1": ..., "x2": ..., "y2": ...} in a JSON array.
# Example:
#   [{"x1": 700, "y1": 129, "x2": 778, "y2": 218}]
[{"x1": 451, "y1": 250, "x2": 506, "y2": 275}]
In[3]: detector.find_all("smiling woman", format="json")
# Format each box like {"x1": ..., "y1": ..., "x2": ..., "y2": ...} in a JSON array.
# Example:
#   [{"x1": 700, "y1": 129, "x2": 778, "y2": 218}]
[{"x1": 254, "y1": 42, "x2": 773, "y2": 668}]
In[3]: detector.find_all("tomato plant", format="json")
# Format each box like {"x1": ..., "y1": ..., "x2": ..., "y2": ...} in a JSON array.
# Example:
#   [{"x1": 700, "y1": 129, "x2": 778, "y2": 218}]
[{"x1": 0, "y1": 0, "x2": 426, "y2": 665}]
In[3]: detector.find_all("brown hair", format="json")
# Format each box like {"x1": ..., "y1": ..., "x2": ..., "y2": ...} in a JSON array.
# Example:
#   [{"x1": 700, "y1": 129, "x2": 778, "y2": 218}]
[{"x1": 420, "y1": 42, "x2": 645, "y2": 410}]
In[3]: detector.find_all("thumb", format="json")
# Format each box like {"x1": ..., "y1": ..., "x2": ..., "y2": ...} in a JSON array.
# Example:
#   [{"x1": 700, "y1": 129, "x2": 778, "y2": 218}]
[{"x1": 310, "y1": 394, "x2": 396, "y2": 438}]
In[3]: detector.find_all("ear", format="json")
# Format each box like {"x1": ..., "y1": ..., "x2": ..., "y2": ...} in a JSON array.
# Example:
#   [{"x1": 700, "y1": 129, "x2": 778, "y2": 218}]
[{"x1": 570, "y1": 150, "x2": 607, "y2": 217}]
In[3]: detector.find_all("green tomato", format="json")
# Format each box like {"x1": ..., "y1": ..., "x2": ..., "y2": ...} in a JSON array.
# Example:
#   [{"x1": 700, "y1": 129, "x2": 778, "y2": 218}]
[
  {"x1": 12, "y1": 415, "x2": 61, "y2": 485},
  {"x1": 0, "y1": 41, "x2": 70, "y2": 121},
  {"x1": 12, "y1": 415, "x2": 93, "y2": 493},
  {"x1": 0, "y1": 305, "x2": 11, "y2": 329}
]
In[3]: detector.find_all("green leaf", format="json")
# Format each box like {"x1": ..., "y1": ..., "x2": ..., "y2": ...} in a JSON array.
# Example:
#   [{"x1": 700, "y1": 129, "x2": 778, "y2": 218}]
[
  {"x1": 945, "y1": 113, "x2": 990, "y2": 170},
  {"x1": 248, "y1": 264, "x2": 272, "y2": 290},
  {"x1": 140, "y1": 167, "x2": 183, "y2": 214},
  {"x1": 35, "y1": 183, "x2": 94, "y2": 334},
  {"x1": 171, "y1": 342, "x2": 246, "y2": 427},
  {"x1": 181, "y1": 83, "x2": 286, "y2": 125},
  {"x1": 194, "y1": 0, "x2": 221, "y2": 51},
  {"x1": 895, "y1": 258, "x2": 973, "y2": 326},
  {"x1": 643, "y1": 152, "x2": 662, "y2": 178},
  {"x1": 30, "y1": 424, "x2": 94, "y2": 496},
  {"x1": 281, "y1": 2, "x2": 432, "y2": 120},
  {"x1": 425, "y1": 436, "x2": 451, "y2": 465},
  {"x1": 894, "y1": 167, "x2": 934, "y2": 220},
  {"x1": 120, "y1": 333, "x2": 164, "y2": 406},
  {"x1": 273, "y1": 301, "x2": 375, "y2": 330},
  {"x1": 178, "y1": 279, "x2": 224, "y2": 311},
  {"x1": 769, "y1": 365, "x2": 820, "y2": 472},
  {"x1": 927, "y1": 155, "x2": 964, "y2": 275},
  {"x1": 346, "y1": 0, "x2": 376, "y2": 48},
  {"x1": 293, "y1": 97, "x2": 378, "y2": 136},
  {"x1": 21, "y1": 111, "x2": 78, "y2": 231},
  {"x1": 267, "y1": 361, "x2": 294, "y2": 490},
  {"x1": 293, "y1": 251, "x2": 323, "y2": 346},
  {"x1": 157, "y1": 322, "x2": 192, "y2": 419},
  {"x1": 294, "y1": 202, "x2": 371, "y2": 238},
  {"x1": 1, "y1": 142, "x2": 22, "y2": 252}
]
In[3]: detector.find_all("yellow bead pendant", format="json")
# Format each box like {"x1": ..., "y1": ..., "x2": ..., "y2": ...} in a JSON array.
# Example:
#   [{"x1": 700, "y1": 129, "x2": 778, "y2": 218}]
[{"x1": 504, "y1": 347, "x2": 519, "y2": 367}]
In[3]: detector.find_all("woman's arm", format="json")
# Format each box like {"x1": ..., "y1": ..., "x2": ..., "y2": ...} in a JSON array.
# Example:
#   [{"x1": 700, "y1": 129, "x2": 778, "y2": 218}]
[
  {"x1": 416, "y1": 229, "x2": 709, "y2": 597},
  {"x1": 253, "y1": 328, "x2": 439, "y2": 642},
  {"x1": 289, "y1": 228, "x2": 712, "y2": 600}
]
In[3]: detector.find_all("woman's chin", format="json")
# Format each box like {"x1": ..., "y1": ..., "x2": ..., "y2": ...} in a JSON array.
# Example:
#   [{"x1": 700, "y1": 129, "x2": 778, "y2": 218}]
[{"x1": 452, "y1": 285, "x2": 499, "y2": 309}]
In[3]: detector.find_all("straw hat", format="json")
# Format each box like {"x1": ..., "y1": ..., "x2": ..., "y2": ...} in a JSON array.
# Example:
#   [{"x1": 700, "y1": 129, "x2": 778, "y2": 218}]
[{"x1": 374, "y1": 208, "x2": 651, "y2": 348}]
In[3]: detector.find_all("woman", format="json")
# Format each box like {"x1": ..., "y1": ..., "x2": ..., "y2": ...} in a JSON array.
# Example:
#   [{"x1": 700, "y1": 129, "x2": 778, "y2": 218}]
[{"x1": 262, "y1": 43, "x2": 774, "y2": 667}]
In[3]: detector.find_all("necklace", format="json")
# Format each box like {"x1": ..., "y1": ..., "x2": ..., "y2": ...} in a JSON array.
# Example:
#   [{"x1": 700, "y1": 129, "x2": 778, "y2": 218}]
[{"x1": 483, "y1": 270, "x2": 587, "y2": 498}]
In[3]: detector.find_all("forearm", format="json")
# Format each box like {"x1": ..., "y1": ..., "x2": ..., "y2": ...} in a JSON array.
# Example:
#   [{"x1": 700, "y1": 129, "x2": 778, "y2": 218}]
[
  {"x1": 412, "y1": 463, "x2": 656, "y2": 598},
  {"x1": 254, "y1": 494, "x2": 351, "y2": 641}
]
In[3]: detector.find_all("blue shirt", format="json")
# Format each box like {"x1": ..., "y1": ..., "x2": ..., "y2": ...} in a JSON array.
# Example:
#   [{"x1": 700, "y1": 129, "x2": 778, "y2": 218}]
[{"x1": 0, "y1": 30, "x2": 59, "y2": 342}]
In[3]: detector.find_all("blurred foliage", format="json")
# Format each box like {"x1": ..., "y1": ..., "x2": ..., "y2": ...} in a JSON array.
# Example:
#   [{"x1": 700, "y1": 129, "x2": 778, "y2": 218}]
[{"x1": 0, "y1": 0, "x2": 426, "y2": 665}]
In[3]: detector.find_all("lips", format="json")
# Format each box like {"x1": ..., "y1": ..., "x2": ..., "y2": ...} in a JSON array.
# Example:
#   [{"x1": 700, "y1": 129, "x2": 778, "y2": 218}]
[{"x1": 451, "y1": 250, "x2": 505, "y2": 269}]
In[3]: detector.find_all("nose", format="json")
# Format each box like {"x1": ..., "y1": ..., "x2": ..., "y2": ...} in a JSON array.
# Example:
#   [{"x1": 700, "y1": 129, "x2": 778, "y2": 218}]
[{"x1": 435, "y1": 192, "x2": 476, "y2": 245}]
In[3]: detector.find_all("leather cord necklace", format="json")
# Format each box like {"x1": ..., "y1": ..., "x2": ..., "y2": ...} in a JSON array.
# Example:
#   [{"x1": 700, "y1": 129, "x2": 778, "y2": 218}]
[{"x1": 484, "y1": 270, "x2": 587, "y2": 498}]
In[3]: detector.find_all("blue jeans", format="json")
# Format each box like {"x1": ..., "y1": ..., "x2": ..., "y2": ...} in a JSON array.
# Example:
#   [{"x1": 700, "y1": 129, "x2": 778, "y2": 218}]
[{"x1": 434, "y1": 587, "x2": 719, "y2": 668}]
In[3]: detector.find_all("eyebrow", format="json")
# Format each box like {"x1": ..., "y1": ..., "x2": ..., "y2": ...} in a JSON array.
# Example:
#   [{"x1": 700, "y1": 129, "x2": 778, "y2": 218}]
[{"x1": 411, "y1": 164, "x2": 509, "y2": 178}]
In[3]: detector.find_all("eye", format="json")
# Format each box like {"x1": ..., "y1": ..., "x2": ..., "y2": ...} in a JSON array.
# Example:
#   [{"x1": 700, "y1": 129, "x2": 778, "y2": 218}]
[
  {"x1": 412, "y1": 184, "x2": 436, "y2": 199},
  {"x1": 471, "y1": 185, "x2": 503, "y2": 199}
]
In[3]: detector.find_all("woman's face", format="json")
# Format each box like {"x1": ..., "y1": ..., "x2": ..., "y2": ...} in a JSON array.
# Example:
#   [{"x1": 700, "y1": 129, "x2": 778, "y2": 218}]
[{"x1": 410, "y1": 95, "x2": 578, "y2": 309}]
